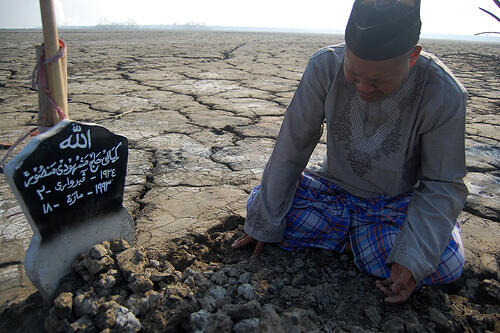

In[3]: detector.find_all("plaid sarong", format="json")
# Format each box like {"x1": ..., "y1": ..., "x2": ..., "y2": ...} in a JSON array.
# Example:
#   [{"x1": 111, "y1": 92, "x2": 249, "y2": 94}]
[{"x1": 247, "y1": 173, "x2": 464, "y2": 286}]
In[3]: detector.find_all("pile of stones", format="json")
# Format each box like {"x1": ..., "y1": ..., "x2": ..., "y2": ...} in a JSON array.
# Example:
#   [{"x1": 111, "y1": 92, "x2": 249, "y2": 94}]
[
  {"x1": 45, "y1": 237, "x2": 300, "y2": 333},
  {"x1": 44, "y1": 218, "x2": 500, "y2": 333}
]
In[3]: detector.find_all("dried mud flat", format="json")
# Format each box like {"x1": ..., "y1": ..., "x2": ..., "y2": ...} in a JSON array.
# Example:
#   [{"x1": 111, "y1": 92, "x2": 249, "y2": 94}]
[{"x1": 0, "y1": 30, "x2": 499, "y2": 332}]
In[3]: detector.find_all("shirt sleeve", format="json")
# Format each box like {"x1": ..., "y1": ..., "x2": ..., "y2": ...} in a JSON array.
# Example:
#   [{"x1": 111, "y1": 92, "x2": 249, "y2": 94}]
[
  {"x1": 387, "y1": 81, "x2": 468, "y2": 284},
  {"x1": 244, "y1": 55, "x2": 329, "y2": 242}
]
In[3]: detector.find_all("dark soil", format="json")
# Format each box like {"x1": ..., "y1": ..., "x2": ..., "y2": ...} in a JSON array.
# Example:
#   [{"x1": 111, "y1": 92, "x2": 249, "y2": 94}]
[{"x1": 0, "y1": 216, "x2": 499, "y2": 332}]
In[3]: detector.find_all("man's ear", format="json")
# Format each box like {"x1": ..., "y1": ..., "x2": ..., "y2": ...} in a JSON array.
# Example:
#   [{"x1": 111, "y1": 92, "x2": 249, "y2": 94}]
[{"x1": 409, "y1": 45, "x2": 422, "y2": 67}]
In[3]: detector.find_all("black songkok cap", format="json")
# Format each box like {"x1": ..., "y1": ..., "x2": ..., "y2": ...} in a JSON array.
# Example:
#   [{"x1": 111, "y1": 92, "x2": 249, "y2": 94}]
[{"x1": 345, "y1": 0, "x2": 421, "y2": 61}]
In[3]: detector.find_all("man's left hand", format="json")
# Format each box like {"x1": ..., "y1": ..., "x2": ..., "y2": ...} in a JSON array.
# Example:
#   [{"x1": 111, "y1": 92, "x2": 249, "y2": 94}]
[{"x1": 376, "y1": 263, "x2": 416, "y2": 304}]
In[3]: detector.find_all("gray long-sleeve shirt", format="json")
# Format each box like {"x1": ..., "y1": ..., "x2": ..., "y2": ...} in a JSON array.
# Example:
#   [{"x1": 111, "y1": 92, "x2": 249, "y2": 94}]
[{"x1": 244, "y1": 44, "x2": 468, "y2": 283}]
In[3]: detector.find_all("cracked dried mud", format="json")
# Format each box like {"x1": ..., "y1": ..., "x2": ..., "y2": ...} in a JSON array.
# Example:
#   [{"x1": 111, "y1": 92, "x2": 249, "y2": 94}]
[{"x1": 0, "y1": 30, "x2": 498, "y2": 332}]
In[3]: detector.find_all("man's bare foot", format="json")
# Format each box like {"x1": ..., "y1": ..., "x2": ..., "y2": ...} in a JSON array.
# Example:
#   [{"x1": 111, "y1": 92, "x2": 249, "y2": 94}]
[{"x1": 232, "y1": 234, "x2": 265, "y2": 258}]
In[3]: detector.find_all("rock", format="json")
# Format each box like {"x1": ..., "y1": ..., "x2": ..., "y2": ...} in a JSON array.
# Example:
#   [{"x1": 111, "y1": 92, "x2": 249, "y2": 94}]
[
  {"x1": 157, "y1": 271, "x2": 182, "y2": 285},
  {"x1": 214, "y1": 311, "x2": 235, "y2": 332},
  {"x1": 124, "y1": 290, "x2": 162, "y2": 317},
  {"x1": 233, "y1": 318, "x2": 260, "y2": 333},
  {"x1": 226, "y1": 284, "x2": 238, "y2": 298},
  {"x1": 226, "y1": 267, "x2": 240, "y2": 278},
  {"x1": 259, "y1": 304, "x2": 285, "y2": 333},
  {"x1": 208, "y1": 285, "x2": 226, "y2": 301},
  {"x1": 203, "y1": 270, "x2": 214, "y2": 279},
  {"x1": 463, "y1": 172, "x2": 500, "y2": 221},
  {"x1": 459, "y1": 278, "x2": 480, "y2": 299},
  {"x1": 141, "y1": 310, "x2": 168, "y2": 332},
  {"x1": 222, "y1": 300, "x2": 262, "y2": 320},
  {"x1": 428, "y1": 307, "x2": 451, "y2": 332},
  {"x1": 164, "y1": 283, "x2": 193, "y2": 299},
  {"x1": 364, "y1": 305, "x2": 381, "y2": 326},
  {"x1": 148, "y1": 269, "x2": 171, "y2": 282},
  {"x1": 281, "y1": 309, "x2": 314, "y2": 330},
  {"x1": 97, "y1": 274, "x2": 117, "y2": 289},
  {"x1": 128, "y1": 275, "x2": 153, "y2": 293},
  {"x1": 53, "y1": 292, "x2": 73, "y2": 318},
  {"x1": 96, "y1": 307, "x2": 116, "y2": 329},
  {"x1": 95, "y1": 301, "x2": 121, "y2": 329},
  {"x1": 184, "y1": 276, "x2": 196, "y2": 288},
  {"x1": 192, "y1": 273, "x2": 207, "y2": 287},
  {"x1": 89, "y1": 244, "x2": 109, "y2": 259},
  {"x1": 150, "y1": 259, "x2": 160, "y2": 269},
  {"x1": 357, "y1": 326, "x2": 375, "y2": 333},
  {"x1": 114, "y1": 305, "x2": 141, "y2": 332},
  {"x1": 108, "y1": 292, "x2": 128, "y2": 305},
  {"x1": 281, "y1": 285, "x2": 301, "y2": 298},
  {"x1": 107, "y1": 268, "x2": 120, "y2": 277},
  {"x1": 83, "y1": 255, "x2": 114, "y2": 275},
  {"x1": 189, "y1": 309, "x2": 211, "y2": 332},
  {"x1": 480, "y1": 279, "x2": 500, "y2": 303},
  {"x1": 102, "y1": 241, "x2": 111, "y2": 250},
  {"x1": 116, "y1": 248, "x2": 148, "y2": 279},
  {"x1": 199, "y1": 296, "x2": 217, "y2": 313},
  {"x1": 146, "y1": 290, "x2": 162, "y2": 308},
  {"x1": 274, "y1": 267, "x2": 285, "y2": 275},
  {"x1": 383, "y1": 316, "x2": 405, "y2": 333},
  {"x1": 288, "y1": 259, "x2": 305, "y2": 274},
  {"x1": 183, "y1": 267, "x2": 198, "y2": 278},
  {"x1": 162, "y1": 261, "x2": 176, "y2": 273},
  {"x1": 125, "y1": 294, "x2": 149, "y2": 316},
  {"x1": 238, "y1": 272, "x2": 252, "y2": 284},
  {"x1": 291, "y1": 272, "x2": 305, "y2": 287},
  {"x1": 69, "y1": 315, "x2": 95, "y2": 332},
  {"x1": 304, "y1": 294, "x2": 316, "y2": 306},
  {"x1": 211, "y1": 270, "x2": 228, "y2": 285},
  {"x1": 110, "y1": 238, "x2": 130, "y2": 253},
  {"x1": 238, "y1": 283, "x2": 256, "y2": 300},
  {"x1": 404, "y1": 313, "x2": 422, "y2": 333},
  {"x1": 73, "y1": 293, "x2": 99, "y2": 317},
  {"x1": 98, "y1": 288, "x2": 113, "y2": 297},
  {"x1": 189, "y1": 309, "x2": 233, "y2": 333}
]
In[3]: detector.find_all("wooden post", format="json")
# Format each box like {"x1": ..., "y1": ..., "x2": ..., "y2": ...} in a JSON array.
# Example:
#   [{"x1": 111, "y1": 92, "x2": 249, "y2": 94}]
[
  {"x1": 38, "y1": 0, "x2": 68, "y2": 127},
  {"x1": 35, "y1": 45, "x2": 58, "y2": 131}
]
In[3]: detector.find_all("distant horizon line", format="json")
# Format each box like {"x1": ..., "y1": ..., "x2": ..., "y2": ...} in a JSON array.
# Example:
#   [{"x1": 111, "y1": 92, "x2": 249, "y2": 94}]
[{"x1": 1, "y1": 24, "x2": 499, "y2": 43}]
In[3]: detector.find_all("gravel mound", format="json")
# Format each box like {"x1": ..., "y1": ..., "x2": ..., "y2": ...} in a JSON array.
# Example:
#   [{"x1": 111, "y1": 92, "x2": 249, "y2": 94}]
[{"x1": 45, "y1": 216, "x2": 499, "y2": 332}]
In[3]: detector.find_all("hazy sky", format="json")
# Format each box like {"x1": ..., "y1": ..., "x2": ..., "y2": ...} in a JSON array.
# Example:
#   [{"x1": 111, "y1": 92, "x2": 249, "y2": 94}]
[{"x1": 1, "y1": 0, "x2": 499, "y2": 36}]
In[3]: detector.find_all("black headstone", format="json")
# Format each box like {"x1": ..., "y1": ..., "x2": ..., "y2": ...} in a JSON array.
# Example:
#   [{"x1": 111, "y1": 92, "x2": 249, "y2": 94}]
[{"x1": 6, "y1": 120, "x2": 128, "y2": 241}]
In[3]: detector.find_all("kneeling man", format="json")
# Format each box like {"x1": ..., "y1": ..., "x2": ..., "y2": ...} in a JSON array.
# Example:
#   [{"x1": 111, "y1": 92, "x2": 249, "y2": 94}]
[{"x1": 233, "y1": 0, "x2": 468, "y2": 304}]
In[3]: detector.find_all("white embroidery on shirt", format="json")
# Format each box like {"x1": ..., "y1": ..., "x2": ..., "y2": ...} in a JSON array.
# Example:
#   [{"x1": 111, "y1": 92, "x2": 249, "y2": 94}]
[{"x1": 334, "y1": 68, "x2": 416, "y2": 177}]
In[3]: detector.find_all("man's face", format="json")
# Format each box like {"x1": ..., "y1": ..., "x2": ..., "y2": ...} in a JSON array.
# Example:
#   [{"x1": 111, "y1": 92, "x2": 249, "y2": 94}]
[{"x1": 343, "y1": 46, "x2": 421, "y2": 102}]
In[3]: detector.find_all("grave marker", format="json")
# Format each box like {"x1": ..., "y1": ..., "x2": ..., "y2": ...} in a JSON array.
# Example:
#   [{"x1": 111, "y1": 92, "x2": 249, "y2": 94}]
[{"x1": 4, "y1": 120, "x2": 134, "y2": 301}]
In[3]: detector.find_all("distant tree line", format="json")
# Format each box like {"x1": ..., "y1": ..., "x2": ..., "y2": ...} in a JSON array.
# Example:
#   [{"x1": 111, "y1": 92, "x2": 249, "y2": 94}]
[
  {"x1": 94, "y1": 17, "x2": 209, "y2": 30},
  {"x1": 96, "y1": 17, "x2": 137, "y2": 29}
]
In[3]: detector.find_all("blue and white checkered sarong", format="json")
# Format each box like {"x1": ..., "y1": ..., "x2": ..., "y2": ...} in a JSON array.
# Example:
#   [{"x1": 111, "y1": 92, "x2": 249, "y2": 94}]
[{"x1": 247, "y1": 173, "x2": 464, "y2": 286}]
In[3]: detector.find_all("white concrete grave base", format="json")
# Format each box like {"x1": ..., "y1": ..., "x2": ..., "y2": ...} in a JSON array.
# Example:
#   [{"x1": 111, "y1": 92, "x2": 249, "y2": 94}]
[
  {"x1": 4, "y1": 120, "x2": 133, "y2": 302},
  {"x1": 25, "y1": 207, "x2": 134, "y2": 302}
]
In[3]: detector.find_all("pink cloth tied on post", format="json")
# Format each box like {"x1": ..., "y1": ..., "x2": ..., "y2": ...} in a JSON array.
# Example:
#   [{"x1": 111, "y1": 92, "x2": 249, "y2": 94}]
[{"x1": 32, "y1": 39, "x2": 67, "y2": 120}]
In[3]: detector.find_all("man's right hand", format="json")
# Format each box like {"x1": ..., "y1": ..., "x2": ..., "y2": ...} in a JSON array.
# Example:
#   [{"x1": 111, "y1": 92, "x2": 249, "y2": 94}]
[{"x1": 231, "y1": 234, "x2": 265, "y2": 258}]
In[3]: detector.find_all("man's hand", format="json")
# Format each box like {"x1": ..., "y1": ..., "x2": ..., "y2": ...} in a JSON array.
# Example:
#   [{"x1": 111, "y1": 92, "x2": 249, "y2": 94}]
[
  {"x1": 231, "y1": 234, "x2": 265, "y2": 258},
  {"x1": 376, "y1": 263, "x2": 416, "y2": 304}
]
